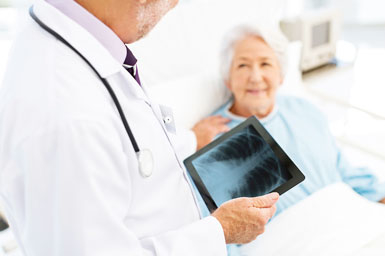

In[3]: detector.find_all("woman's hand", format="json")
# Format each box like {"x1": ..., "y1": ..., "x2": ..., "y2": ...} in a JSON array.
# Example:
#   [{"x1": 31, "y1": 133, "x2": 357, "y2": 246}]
[{"x1": 192, "y1": 115, "x2": 230, "y2": 150}]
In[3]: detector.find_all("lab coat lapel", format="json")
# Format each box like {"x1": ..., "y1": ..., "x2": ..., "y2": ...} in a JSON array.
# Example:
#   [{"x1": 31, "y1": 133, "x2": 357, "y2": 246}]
[
  {"x1": 118, "y1": 66, "x2": 153, "y2": 104},
  {"x1": 138, "y1": 77, "x2": 165, "y2": 120}
]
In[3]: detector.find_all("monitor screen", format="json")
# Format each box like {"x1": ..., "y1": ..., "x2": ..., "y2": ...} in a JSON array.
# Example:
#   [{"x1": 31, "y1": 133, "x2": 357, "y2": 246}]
[
  {"x1": 312, "y1": 21, "x2": 330, "y2": 48},
  {"x1": 191, "y1": 125, "x2": 292, "y2": 207}
]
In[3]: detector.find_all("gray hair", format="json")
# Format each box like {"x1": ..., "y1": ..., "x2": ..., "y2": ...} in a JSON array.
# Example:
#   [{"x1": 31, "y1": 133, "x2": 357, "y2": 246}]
[{"x1": 219, "y1": 24, "x2": 289, "y2": 83}]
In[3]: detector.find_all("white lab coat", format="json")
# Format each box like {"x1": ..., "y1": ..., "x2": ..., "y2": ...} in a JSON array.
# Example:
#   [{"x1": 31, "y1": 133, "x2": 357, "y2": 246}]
[{"x1": 0, "y1": 1, "x2": 226, "y2": 255}]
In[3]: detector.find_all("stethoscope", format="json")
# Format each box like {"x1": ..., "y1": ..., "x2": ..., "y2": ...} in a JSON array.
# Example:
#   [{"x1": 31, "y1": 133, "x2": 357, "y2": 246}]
[{"x1": 29, "y1": 7, "x2": 154, "y2": 178}]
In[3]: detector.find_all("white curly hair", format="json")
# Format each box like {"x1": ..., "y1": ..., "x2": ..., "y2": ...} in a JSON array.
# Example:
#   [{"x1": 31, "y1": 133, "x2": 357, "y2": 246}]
[{"x1": 219, "y1": 24, "x2": 289, "y2": 83}]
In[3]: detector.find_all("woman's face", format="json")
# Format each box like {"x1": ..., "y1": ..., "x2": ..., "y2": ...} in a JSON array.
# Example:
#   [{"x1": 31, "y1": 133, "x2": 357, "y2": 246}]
[{"x1": 227, "y1": 36, "x2": 283, "y2": 118}]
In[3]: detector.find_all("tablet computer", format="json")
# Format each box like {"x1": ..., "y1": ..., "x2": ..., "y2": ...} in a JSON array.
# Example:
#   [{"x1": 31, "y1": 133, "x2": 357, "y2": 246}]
[{"x1": 184, "y1": 116, "x2": 305, "y2": 212}]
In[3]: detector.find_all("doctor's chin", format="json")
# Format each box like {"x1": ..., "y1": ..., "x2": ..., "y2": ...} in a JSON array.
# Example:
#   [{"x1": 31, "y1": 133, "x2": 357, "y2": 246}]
[{"x1": 1, "y1": 0, "x2": 385, "y2": 256}]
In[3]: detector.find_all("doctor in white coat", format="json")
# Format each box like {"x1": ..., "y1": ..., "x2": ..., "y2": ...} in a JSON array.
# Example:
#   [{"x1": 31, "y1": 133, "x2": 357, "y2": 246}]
[{"x1": 0, "y1": 0, "x2": 279, "y2": 255}]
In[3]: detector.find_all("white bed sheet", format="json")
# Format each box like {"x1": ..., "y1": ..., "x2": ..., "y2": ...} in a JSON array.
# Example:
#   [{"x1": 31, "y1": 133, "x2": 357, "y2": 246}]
[
  {"x1": 240, "y1": 182, "x2": 385, "y2": 256},
  {"x1": 348, "y1": 232, "x2": 385, "y2": 256}
]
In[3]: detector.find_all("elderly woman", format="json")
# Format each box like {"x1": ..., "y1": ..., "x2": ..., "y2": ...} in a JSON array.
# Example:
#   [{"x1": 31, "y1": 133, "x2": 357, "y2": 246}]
[{"x1": 191, "y1": 24, "x2": 385, "y2": 219}]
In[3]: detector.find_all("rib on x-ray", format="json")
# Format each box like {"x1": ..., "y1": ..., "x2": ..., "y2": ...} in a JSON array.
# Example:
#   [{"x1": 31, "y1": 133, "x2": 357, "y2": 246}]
[{"x1": 193, "y1": 126, "x2": 291, "y2": 207}]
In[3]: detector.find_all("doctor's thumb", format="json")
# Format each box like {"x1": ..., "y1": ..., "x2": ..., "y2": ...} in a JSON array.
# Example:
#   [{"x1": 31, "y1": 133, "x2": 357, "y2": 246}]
[{"x1": 250, "y1": 192, "x2": 279, "y2": 208}]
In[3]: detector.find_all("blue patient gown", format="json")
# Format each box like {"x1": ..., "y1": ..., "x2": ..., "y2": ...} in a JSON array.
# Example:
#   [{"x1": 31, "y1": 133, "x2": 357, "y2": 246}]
[{"x1": 211, "y1": 94, "x2": 385, "y2": 217}]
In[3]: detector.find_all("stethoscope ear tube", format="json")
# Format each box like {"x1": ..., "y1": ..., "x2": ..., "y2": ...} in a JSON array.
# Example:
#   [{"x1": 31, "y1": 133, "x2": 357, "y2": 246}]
[{"x1": 29, "y1": 6, "x2": 154, "y2": 177}]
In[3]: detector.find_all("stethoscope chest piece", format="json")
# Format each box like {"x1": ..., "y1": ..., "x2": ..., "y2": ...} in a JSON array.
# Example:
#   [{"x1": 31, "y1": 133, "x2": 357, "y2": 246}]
[{"x1": 137, "y1": 149, "x2": 154, "y2": 178}]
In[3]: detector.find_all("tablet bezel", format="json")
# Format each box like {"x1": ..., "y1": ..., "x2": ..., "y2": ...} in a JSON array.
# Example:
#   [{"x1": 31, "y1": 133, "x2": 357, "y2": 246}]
[{"x1": 184, "y1": 116, "x2": 305, "y2": 212}]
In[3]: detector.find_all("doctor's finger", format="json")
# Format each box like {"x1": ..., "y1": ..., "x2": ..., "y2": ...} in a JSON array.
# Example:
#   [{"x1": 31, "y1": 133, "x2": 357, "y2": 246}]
[{"x1": 250, "y1": 192, "x2": 279, "y2": 208}]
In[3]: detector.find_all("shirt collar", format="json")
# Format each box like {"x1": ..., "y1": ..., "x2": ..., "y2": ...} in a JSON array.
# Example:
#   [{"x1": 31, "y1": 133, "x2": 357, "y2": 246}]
[
  {"x1": 33, "y1": 0, "x2": 123, "y2": 78},
  {"x1": 45, "y1": 0, "x2": 127, "y2": 65},
  {"x1": 224, "y1": 99, "x2": 279, "y2": 125}
]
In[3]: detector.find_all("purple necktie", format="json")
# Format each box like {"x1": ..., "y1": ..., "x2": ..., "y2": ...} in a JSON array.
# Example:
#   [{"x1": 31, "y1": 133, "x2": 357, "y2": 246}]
[{"x1": 123, "y1": 46, "x2": 141, "y2": 85}]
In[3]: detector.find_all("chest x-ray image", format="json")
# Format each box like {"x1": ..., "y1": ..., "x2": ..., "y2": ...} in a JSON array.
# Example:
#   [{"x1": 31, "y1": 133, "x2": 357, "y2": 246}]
[{"x1": 192, "y1": 125, "x2": 292, "y2": 207}]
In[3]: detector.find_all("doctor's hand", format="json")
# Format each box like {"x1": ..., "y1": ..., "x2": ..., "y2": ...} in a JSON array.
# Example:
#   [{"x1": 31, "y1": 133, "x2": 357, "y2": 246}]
[
  {"x1": 192, "y1": 115, "x2": 230, "y2": 150},
  {"x1": 211, "y1": 192, "x2": 279, "y2": 244}
]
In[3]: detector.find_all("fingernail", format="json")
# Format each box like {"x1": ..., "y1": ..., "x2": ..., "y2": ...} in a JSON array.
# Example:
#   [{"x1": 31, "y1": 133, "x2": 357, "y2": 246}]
[{"x1": 268, "y1": 192, "x2": 279, "y2": 200}]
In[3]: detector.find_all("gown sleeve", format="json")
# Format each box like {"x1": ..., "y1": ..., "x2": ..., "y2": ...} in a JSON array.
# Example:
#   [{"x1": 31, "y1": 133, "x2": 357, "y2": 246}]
[{"x1": 335, "y1": 146, "x2": 385, "y2": 202}]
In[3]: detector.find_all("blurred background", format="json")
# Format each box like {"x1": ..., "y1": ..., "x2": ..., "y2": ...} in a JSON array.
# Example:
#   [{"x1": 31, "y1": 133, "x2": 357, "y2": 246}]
[{"x1": 1, "y1": 0, "x2": 385, "y2": 254}]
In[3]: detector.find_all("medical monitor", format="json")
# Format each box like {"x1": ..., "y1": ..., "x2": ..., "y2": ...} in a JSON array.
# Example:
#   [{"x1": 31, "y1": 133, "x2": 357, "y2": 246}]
[
  {"x1": 280, "y1": 9, "x2": 341, "y2": 72},
  {"x1": 184, "y1": 116, "x2": 305, "y2": 212}
]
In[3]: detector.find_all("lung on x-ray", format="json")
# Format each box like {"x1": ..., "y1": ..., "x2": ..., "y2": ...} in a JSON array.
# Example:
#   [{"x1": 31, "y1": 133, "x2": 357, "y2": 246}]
[{"x1": 192, "y1": 125, "x2": 292, "y2": 207}]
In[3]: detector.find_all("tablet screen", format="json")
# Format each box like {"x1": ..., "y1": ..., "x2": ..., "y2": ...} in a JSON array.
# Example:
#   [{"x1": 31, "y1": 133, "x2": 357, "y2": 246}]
[{"x1": 191, "y1": 125, "x2": 292, "y2": 207}]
